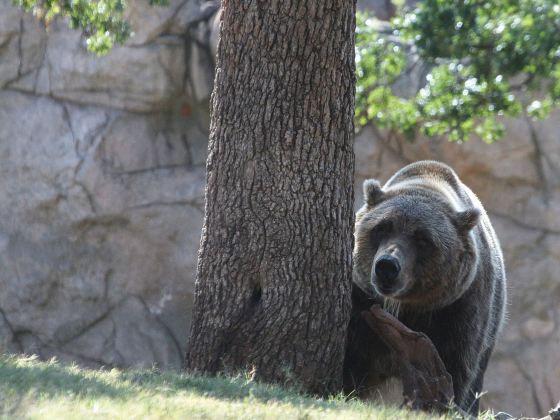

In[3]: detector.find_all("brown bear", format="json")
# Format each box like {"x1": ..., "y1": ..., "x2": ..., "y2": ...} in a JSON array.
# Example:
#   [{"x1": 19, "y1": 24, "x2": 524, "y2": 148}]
[{"x1": 344, "y1": 160, "x2": 506, "y2": 415}]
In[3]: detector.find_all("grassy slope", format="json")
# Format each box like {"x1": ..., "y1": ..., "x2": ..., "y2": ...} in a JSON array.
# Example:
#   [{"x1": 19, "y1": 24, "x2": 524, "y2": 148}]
[{"x1": 0, "y1": 355, "x2": 448, "y2": 420}]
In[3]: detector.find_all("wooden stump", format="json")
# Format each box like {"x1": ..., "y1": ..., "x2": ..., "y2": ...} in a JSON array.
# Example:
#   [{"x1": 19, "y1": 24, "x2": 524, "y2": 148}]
[{"x1": 360, "y1": 305, "x2": 454, "y2": 411}]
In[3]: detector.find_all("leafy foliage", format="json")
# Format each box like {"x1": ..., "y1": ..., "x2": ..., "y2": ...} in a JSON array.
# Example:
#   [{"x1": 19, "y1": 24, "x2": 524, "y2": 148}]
[
  {"x1": 14, "y1": 0, "x2": 560, "y2": 142},
  {"x1": 12, "y1": 0, "x2": 167, "y2": 55},
  {"x1": 356, "y1": 1, "x2": 560, "y2": 142}
]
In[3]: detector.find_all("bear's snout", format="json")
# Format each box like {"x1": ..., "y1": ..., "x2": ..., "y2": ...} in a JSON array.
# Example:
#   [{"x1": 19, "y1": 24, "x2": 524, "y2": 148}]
[{"x1": 374, "y1": 255, "x2": 401, "y2": 294}]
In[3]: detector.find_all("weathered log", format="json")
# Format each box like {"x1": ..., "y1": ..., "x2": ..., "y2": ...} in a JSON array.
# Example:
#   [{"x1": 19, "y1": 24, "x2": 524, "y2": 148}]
[
  {"x1": 505, "y1": 401, "x2": 560, "y2": 420},
  {"x1": 494, "y1": 401, "x2": 560, "y2": 420},
  {"x1": 548, "y1": 401, "x2": 560, "y2": 420},
  {"x1": 360, "y1": 305, "x2": 454, "y2": 412},
  {"x1": 361, "y1": 304, "x2": 560, "y2": 418}
]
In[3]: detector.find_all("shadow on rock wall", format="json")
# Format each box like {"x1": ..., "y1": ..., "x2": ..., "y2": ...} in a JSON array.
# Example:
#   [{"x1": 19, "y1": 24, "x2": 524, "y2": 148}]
[{"x1": 0, "y1": 0, "x2": 558, "y2": 417}]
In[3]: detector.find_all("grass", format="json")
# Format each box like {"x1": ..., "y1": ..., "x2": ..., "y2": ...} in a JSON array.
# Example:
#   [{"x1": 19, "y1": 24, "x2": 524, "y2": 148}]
[{"x1": 0, "y1": 354, "x2": 456, "y2": 420}]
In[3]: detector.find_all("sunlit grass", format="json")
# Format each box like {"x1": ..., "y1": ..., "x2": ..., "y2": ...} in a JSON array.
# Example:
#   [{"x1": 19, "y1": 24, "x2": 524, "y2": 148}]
[{"x1": 0, "y1": 354, "x2": 489, "y2": 419}]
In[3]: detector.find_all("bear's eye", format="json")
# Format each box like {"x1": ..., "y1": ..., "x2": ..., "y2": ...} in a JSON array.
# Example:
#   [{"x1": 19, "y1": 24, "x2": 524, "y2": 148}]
[
  {"x1": 371, "y1": 220, "x2": 392, "y2": 242},
  {"x1": 414, "y1": 229, "x2": 434, "y2": 248}
]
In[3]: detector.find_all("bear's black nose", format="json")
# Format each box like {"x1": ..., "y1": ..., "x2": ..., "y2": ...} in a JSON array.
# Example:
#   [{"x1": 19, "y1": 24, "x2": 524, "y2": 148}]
[{"x1": 375, "y1": 256, "x2": 400, "y2": 283}]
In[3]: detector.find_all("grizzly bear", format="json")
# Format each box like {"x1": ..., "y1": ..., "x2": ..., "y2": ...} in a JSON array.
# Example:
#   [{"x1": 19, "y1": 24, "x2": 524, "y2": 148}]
[{"x1": 344, "y1": 160, "x2": 506, "y2": 415}]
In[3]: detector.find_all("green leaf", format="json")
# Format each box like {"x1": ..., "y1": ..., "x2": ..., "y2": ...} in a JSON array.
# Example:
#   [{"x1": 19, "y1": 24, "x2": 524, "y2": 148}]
[
  {"x1": 355, "y1": 1, "x2": 560, "y2": 143},
  {"x1": 12, "y1": 0, "x2": 137, "y2": 55}
]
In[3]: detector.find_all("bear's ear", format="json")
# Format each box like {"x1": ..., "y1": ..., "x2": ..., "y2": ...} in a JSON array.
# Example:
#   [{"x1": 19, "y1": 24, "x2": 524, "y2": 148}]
[
  {"x1": 455, "y1": 208, "x2": 481, "y2": 233},
  {"x1": 363, "y1": 179, "x2": 384, "y2": 207}
]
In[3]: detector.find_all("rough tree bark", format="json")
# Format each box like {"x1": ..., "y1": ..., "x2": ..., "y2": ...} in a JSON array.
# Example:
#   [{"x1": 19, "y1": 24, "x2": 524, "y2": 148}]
[{"x1": 184, "y1": 1, "x2": 356, "y2": 394}]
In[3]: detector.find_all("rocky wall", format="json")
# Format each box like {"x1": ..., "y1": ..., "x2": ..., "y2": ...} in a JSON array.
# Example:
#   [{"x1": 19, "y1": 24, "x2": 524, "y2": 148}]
[
  {"x1": 0, "y1": 0, "x2": 219, "y2": 370},
  {"x1": 0, "y1": 0, "x2": 558, "y2": 416}
]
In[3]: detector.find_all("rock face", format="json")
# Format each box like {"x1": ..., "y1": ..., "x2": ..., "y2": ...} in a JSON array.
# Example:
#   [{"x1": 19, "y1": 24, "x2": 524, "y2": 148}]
[
  {"x1": 0, "y1": 0, "x2": 219, "y2": 370},
  {"x1": 0, "y1": 0, "x2": 558, "y2": 417}
]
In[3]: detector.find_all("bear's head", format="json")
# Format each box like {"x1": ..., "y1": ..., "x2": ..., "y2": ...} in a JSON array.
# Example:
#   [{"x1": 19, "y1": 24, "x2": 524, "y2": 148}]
[{"x1": 354, "y1": 178, "x2": 481, "y2": 311}]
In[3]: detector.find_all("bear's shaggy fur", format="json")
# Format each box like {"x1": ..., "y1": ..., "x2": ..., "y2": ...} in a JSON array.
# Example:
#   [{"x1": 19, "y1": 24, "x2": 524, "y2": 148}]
[{"x1": 344, "y1": 160, "x2": 506, "y2": 414}]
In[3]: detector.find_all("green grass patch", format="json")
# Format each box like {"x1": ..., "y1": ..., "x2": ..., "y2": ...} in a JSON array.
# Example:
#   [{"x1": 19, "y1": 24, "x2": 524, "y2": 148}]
[{"x1": 0, "y1": 354, "x2": 463, "y2": 419}]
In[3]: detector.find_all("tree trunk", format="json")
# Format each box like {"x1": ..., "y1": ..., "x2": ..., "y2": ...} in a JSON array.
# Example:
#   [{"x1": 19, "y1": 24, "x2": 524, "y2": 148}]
[{"x1": 185, "y1": 0, "x2": 356, "y2": 394}]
